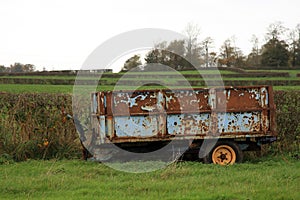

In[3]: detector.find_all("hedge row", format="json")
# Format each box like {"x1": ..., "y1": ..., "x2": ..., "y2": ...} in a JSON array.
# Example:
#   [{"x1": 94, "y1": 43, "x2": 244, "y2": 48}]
[
  {"x1": 0, "y1": 76, "x2": 295, "y2": 86},
  {"x1": 242, "y1": 66, "x2": 300, "y2": 70},
  {"x1": 272, "y1": 91, "x2": 300, "y2": 155},
  {"x1": 186, "y1": 80, "x2": 300, "y2": 86},
  {"x1": 116, "y1": 80, "x2": 300, "y2": 86},
  {"x1": 0, "y1": 69, "x2": 112, "y2": 77},
  {"x1": 0, "y1": 78, "x2": 102, "y2": 85},
  {"x1": 0, "y1": 91, "x2": 299, "y2": 162},
  {"x1": 0, "y1": 93, "x2": 81, "y2": 162},
  {"x1": 102, "y1": 72, "x2": 289, "y2": 78}
]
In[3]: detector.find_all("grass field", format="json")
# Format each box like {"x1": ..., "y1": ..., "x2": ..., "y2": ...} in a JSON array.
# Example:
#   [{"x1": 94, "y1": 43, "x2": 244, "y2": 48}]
[
  {"x1": 247, "y1": 69, "x2": 300, "y2": 77},
  {"x1": 0, "y1": 69, "x2": 299, "y2": 93},
  {"x1": 1, "y1": 84, "x2": 300, "y2": 94},
  {"x1": 0, "y1": 69, "x2": 299, "y2": 199},
  {"x1": 0, "y1": 157, "x2": 299, "y2": 200}
]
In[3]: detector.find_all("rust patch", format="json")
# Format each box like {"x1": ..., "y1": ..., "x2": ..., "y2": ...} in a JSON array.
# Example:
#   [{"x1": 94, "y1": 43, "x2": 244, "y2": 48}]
[
  {"x1": 165, "y1": 89, "x2": 210, "y2": 113},
  {"x1": 218, "y1": 88, "x2": 261, "y2": 110}
]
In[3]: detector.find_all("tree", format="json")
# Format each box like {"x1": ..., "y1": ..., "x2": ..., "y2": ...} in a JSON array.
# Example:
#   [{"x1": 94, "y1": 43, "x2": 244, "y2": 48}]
[
  {"x1": 23, "y1": 64, "x2": 35, "y2": 72},
  {"x1": 183, "y1": 23, "x2": 202, "y2": 67},
  {"x1": 202, "y1": 37, "x2": 214, "y2": 67},
  {"x1": 145, "y1": 23, "x2": 205, "y2": 70},
  {"x1": 231, "y1": 36, "x2": 246, "y2": 68},
  {"x1": 0, "y1": 65, "x2": 6, "y2": 72},
  {"x1": 144, "y1": 48, "x2": 169, "y2": 66},
  {"x1": 261, "y1": 22, "x2": 290, "y2": 67},
  {"x1": 145, "y1": 41, "x2": 189, "y2": 70},
  {"x1": 218, "y1": 39, "x2": 233, "y2": 66},
  {"x1": 246, "y1": 35, "x2": 261, "y2": 67},
  {"x1": 10, "y1": 63, "x2": 24, "y2": 72},
  {"x1": 167, "y1": 39, "x2": 185, "y2": 56},
  {"x1": 218, "y1": 37, "x2": 245, "y2": 67},
  {"x1": 208, "y1": 52, "x2": 218, "y2": 67},
  {"x1": 218, "y1": 38, "x2": 235, "y2": 67},
  {"x1": 122, "y1": 55, "x2": 142, "y2": 71},
  {"x1": 8, "y1": 63, "x2": 35, "y2": 73},
  {"x1": 261, "y1": 38, "x2": 289, "y2": 67},
  {"x1": 288, "y1": 24, "x2": 300, "y2": 66},
  {"x1": 265, "y1": 21, "x2": 287, "y2": 41},
  {"x1": 166, "y1": 40, "x2": 190, "y2": 70}
]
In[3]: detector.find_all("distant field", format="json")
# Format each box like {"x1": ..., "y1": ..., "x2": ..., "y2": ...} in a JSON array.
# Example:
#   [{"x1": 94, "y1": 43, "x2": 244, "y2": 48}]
[
  {"x1": 247, "y1": 69, "x2": 300, "y2": 77},
  {"x1": 0, "y1": 69, "x2": 300, "y2": 93},
  {"x1": 1, "y1": 84, "x2": 300, "y2": 94},
  {"x1": 0, "y1": 158, "x2": 298, "y2": 200}
]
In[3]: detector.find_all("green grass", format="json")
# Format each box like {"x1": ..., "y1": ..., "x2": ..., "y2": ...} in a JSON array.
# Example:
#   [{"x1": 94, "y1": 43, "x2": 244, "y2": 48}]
[
  {"x1": 247, "y1": 69, "x2": 300, "y2": 77},
  {"x1": 274, "y1": 86, "x2": 300, "y2": 91},
  {"x1": 0, "y1": 69, "x2": 300, "y2": 93},
  {"x1": 0, "y1": 84, "x2": 75, "y2": 93},
  {"x1": 0, "y1": 158, "x2": 299, "y2": 199},
  {"x1": 1, "y1": 84, "x2": 300, "y2": 94},
  {"x1": 221, "y1": 77, "x2": 300, "y2": 81}
]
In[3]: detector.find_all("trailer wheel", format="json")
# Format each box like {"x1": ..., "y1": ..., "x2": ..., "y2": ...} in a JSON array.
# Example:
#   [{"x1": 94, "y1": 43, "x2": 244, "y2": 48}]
[{"x1": 203, "y1": 141, "x2": 243, "y2": 165}]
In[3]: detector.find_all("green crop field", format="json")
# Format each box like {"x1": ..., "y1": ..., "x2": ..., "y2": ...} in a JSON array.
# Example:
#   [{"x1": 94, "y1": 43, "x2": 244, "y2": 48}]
[{"x1": 0, "y1": 158, "x2": 299, "y2": 200}]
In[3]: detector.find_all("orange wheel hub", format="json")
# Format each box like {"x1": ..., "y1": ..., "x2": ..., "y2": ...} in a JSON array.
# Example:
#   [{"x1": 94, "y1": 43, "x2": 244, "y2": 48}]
[{"x1": 212, "y1": 145, "x2": 236, "y2": 165}]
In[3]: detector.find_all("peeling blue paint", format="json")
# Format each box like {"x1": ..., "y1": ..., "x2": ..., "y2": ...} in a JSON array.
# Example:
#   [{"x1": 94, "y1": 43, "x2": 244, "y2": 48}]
[
  {"x1": 218, "y1": 112, "x2": 260, "y2": 132},
  {"x1": 114, "y1": 116, "x2": 158, "y2": 137},
  {"x1": 167, "y1": 114, "x2": 210, "y2": 135}
]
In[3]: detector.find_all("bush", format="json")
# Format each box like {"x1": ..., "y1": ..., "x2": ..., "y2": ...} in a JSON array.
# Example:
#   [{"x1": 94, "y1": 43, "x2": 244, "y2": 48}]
[
  {"x1": 270, "y1": 91, "x2": 300, "y2": 156},
  {"x1": 0, "y1": 93, "x2": 81, "y2": 161}
]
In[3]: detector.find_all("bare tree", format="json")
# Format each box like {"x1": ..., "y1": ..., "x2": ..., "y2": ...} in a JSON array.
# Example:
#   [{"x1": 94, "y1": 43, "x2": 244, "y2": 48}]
[
  {"x1": 202, "y1": 37, "x2": 214, "y2": 67},
  {"x1": 266, "y1": 21, "x2": 287, "y2": 41},
  {"x1": 250, "y1": 34, "x2": 260, "y2": 55},
  {"x1": 288, "y1": 24, "x2": 300, "y2": 66},
  {"x1": 248, "y1": 34, "x2": 260, "y2": 66},
  {"x1": 183, "y1": 22, "x2": 202, "y2": 67}
]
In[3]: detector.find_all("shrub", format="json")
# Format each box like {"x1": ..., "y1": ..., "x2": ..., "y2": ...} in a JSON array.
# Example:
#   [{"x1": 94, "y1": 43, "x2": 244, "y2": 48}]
[
  {"x1": 0, "y1": 93, "x2": 81, "y2": 161},
  {"x1": 270, "y1": 91, "x2": 300, "y2": 156}
]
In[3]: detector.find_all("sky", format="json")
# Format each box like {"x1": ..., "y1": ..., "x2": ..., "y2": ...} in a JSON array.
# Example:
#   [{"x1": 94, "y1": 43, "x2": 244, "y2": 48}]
[{"x1": 0, "y1": 0, "x2": 299, "y2": 72}]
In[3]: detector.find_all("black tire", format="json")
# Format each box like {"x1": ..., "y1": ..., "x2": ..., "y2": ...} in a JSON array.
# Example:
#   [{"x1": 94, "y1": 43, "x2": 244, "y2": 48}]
[{"x1": 203, "y1": 141, "x2": 243, "y2": 165}]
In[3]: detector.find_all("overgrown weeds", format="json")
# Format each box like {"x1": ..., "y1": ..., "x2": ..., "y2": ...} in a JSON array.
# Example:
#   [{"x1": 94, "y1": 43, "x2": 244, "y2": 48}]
[{"x1": 0, "y1": 93, "x2": 81, "y2": 161}]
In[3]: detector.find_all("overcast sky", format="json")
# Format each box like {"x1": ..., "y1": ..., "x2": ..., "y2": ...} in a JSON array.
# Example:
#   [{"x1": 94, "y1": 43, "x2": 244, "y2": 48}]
[{"x1": 0, "y1": 0, "x2": 299, "y2": 71}]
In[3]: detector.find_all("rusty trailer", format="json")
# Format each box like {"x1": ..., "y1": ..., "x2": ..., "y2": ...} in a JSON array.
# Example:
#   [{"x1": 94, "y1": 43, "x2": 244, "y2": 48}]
[{"x1": 87, "y1": 85, "x2": 277, "y2": 165}]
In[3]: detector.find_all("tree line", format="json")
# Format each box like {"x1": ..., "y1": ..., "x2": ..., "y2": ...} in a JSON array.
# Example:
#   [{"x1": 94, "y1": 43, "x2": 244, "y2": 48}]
[
  {"x1": 0, "y1": 63, "x2": 35, "y2": 73},
  {"x1": 122, "y1": 22, "x2": 300, "y2": 71}
]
